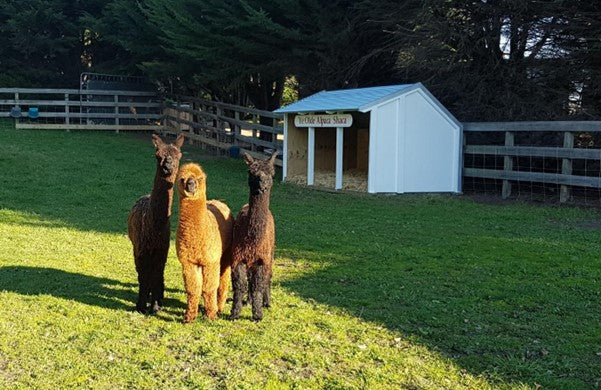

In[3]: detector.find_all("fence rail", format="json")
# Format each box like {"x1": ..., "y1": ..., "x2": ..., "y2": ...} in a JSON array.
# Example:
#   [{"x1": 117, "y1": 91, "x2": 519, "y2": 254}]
[
  {"x1": 4, "y1": 87, "x2": 601, "y2": 200},
  {"x1": 163, "y1": 94, "x2": 283, "y2": 165},
  {"x1": 0, "y1": 87, "x2": 162, "y2": 131},
  {"x1": 463, "y1": 121, "x2": 601, "y2": 202}
]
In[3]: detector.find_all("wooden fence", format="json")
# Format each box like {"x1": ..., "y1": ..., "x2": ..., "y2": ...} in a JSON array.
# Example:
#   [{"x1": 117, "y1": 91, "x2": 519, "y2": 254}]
[
  {"x1": 0, "y1": 87, "x2": 162, "y2": 131},
  {"x1": 463, "y1": 121, "x2": 601, "y2": 202},
  {"x1": 5, "y1": 87, "x2": 601, "y2": 200},
  {"x1": 162, "y1": 94, "x2": 283, "y2": 165}
]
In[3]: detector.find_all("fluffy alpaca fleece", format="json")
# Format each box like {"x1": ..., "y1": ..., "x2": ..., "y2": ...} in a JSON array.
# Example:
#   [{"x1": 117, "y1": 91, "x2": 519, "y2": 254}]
[
  {"x1": 231, "y1": 152, "x2": 277, "y2": 321},
  {"x1": 176, "y1": 163, "x2": 233, "y2": 322},
  {"x1": 128, "y1": 133, "x2": 184, "y2": 313}
]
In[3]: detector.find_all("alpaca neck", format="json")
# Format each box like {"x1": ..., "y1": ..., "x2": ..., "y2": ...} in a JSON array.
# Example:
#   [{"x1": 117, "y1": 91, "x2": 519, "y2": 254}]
[
  {"x1": 248, "y1": 190, "x2": 271, "y2": 218},
  {"x1": 180, "y1": 194, "x2": 209, "y2": 225},
  {"x1": 150, "y1": 172, "x2": 174, "y2": 224}
]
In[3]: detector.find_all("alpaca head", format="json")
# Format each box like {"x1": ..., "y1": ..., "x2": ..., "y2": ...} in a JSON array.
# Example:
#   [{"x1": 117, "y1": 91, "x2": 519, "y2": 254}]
[
  {"x1": 177, "y1": 163, "x2": 207, "y2": 200},
  {"x1": 243, "y1": 152, "x2": 277, "y2": 195},
  {"x1": 152, "y1": 133, "x2": 184, "y2": 180}
]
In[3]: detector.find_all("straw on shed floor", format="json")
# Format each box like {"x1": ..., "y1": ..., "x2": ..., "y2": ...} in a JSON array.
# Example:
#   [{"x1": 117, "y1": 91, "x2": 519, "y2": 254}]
[{"x1": 287, "y1": 170, "x2": 367, "y2": 192}]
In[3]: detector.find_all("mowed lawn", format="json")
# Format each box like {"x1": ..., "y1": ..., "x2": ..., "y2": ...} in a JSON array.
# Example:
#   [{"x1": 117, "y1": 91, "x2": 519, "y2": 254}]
[{"x1": 0, "y1": 125, "x2": 600, "y2": 389}]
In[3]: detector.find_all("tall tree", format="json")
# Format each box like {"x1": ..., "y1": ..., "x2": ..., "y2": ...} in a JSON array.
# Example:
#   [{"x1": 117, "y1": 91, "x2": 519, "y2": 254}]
[
  {"x1": 0, "y1": 0, "x2": 87, "y2": 86},
  {"x1": 358, "y1": 0, "x2": 601, "y2": 120}
]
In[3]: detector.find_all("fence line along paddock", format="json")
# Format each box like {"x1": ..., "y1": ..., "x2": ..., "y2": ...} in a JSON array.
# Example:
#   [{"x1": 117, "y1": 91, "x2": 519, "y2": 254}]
[
  {"x1": 463, "y1": 121, "x2": 601, "y2": 203},
  {"x1": 0, "y1": 87, "x2": 162, "y2": 132},
  {"x1": 162, "y1": 94, "x2": 283, "y2": 165}
]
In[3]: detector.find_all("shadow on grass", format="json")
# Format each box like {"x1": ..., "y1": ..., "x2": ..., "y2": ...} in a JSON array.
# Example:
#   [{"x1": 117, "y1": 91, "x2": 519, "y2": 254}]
[
  {"x1": 280, "y1": 245, "x2": 600, "y2": 388},
  {"x1": 0, "y1": 266, "x2": 183, "y2": 314}
]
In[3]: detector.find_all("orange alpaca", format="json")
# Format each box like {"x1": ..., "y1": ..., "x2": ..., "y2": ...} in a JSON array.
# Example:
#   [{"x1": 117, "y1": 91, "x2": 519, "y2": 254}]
[{"x1": 176, "y1": 163, "x2": 233, "y2": 322}]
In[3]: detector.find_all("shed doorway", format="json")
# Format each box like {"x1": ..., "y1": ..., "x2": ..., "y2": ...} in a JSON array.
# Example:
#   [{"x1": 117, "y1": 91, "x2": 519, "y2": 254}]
[{"x1": 286, "y1": 112, "x2": 370, "y2": 191}]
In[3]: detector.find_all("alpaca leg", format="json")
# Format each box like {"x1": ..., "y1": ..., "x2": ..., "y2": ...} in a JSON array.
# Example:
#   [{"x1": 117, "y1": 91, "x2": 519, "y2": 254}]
[
  {"x1": 230, "y1": 262, "x2": 247, "y2": 320},
  {"x1": 150, "y1": 264, "x2": 166, "y2": 313},
  {"x1": 249, "y1": 262, "x2": 265, "y2": 321},
  {"x1": 263, "y1": 268, "x2": 272, "y2": 308},
  {"x1": 135, "y1": 262, "x2": 151, "y2": 313},
  {"x1": 182, "y1": 263, "x2": 201, "y2": 323},
  {"x1": 136, "y1": 280, "x2": 150, "y2": 313},
  {"x1": 202, "y1": 262, "x2": 220, "y2": 320},
  {"x1": 217, "y1": 251, "x2": 232, "y2": 313}
]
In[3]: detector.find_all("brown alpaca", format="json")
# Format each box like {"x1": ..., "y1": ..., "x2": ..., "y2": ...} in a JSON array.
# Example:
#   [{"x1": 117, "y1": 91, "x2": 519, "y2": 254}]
[
  {"x1": 231, "y1": 152, "x2": 277, "y2": 321},
  {"x1": 176, "y1": 163, "x2": 234, "y2": 322},
  {"x1": 128, "y1": 133, "x2": 184, "y2": 313}
]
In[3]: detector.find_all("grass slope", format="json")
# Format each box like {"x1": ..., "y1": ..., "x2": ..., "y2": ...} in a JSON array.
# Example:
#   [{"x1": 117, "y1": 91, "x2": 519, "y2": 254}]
[{"x1": 0, "y1": 125, "x2": 600, "y2": 389}]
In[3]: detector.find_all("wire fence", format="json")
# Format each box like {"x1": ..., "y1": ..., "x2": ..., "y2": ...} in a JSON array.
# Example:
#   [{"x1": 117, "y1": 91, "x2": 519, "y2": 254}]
[
  {"x1": 0, "y1": 87, "x2": 162, "y2": 131},
  {"x1": 463, "y1": 121, "x2": 601, "y2": 205}
]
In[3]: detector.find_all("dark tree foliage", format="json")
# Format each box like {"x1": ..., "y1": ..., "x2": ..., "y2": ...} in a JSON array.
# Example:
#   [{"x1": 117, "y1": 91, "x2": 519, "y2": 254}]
[
  {"x1": 358, "y1": 0, "x2": 601, "y2": 120},
  {"x1": 140, "y1": 0, "x2": 309, "y2": 109},
  {"x1": 81, "y1": 0, "x2": 164, "y2": 77},
  {"x1": 0, "y1": 0, "x2": 598, "y2": 120},
  {"x1": 0, "y1": 0, "x2": 89, "y2": 87}
]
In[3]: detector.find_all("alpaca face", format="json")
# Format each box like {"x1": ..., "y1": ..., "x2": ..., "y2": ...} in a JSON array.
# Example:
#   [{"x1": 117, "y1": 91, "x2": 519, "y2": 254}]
[
  {"x1": 152, "y1": 133, "x2": 184, "y2": 180},
  {"x1": 177, "y1": 163, "x2": 207, "y2": 200},
  {"x1": 243, "y1": 152, "x2": 277, "y2": 195}
]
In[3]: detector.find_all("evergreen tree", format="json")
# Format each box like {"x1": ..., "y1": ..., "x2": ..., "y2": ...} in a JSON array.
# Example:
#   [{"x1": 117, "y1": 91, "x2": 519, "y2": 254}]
[{"x1": 0, "y1": 0, "x2": 85, "y2": 86}]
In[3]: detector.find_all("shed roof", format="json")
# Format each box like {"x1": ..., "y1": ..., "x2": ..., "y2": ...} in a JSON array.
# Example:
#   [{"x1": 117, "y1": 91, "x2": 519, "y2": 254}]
[{"x1": 274, "y1": 84, "x2": 416, "y2": 114}]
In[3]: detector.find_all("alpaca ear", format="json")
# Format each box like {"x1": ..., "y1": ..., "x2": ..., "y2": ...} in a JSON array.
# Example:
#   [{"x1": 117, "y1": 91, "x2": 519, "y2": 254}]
[
  {"x1": 242, "y1": 153, "x2": 254, "y2": 165},
  {"x1": 268, "y1": 150, "x2": 278, "y2": 165},
  {"x1": 174, "y1": 133, "x2": 185, "y2": 149},
  {"x1": 152, "y1": 134, "x2": 165, "y2": 149}
]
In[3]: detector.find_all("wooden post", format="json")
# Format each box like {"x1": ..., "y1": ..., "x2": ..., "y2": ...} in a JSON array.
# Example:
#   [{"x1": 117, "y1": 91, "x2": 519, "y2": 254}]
[
  {"x1": 272, "y1": 116, "x2": 278, "y2": 150},
  {"x1": 560, "y1": 131, "x2": 574, "y2": 203},
  {"x1": 64, "y1": 93, "x2": 70, "y2": 126},
  {"x1": 234, "y1": 111, "x2": 241, "y2": 146},
  {"x1": 114, "y1": 95, "x2": 119, "y2": 134},
  {"x1": 335, "y1": 127, "x2": 344, "y2": 190},
  {"x1": 176, "y1": 99, "x2": 181, "y2": 132},
  {"x1": 307, "y1": 127, "x2": 315, "y2": 186},
  {"x1": 502, "y1": 131, "x2": 514, "y2": 199},
  {"x1": 14, "y1": 92, "x2": 19, "y2": 128},
  {"x1": 160, "y1": 98, "x2": 166, "y2": 136},
  {"x1": 282, "y1": 114, "x2": 287, "y2": 181},
  {"x1": 216, "y1": 104, "x2": 223, "y2": 133},
  {"x1": 252, "y1": 114, "x2": 258, "y2": 152}
]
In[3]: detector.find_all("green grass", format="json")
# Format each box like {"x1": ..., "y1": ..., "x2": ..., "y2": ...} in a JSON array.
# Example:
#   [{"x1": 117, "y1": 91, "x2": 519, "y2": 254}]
[{"x1": 0, "y1": 123, "x2": 600, "y2": 389}]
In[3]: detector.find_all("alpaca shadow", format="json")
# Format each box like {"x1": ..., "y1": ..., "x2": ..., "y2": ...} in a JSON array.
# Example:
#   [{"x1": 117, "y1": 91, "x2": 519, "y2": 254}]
[{"x1": 0, "y1": 266, "x2": 181, "y2": 313}]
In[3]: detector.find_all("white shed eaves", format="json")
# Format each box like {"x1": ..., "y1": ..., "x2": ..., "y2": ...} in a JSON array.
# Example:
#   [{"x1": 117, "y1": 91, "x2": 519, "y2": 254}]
[
  {"x1": 358, "y1": 83, "x2": 463, "y2": 130},
  {"x1": 274, "y1": 82, "x2": 462, "y2": 130},
  {"x1": 274, "y1": 84, "x2": 414, "y2": 114}
]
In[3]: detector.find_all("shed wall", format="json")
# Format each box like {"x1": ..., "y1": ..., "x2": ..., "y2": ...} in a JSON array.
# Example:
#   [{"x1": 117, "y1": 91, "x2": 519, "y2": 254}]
[
  {"x1": 403, "y1": 90, "x2": 460, "y2": 192},
  {"x1": 368, "y1": 90, "x2": 460, "y2": 193}
]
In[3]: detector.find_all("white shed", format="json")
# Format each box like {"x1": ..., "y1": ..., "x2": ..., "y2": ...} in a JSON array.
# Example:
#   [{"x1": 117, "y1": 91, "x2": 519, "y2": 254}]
[{"x1": 273, "y1": 83, "x2": 463, "y2": 193}]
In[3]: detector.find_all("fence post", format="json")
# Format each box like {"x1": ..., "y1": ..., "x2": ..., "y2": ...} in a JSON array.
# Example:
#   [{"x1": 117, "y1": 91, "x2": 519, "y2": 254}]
[
  {"x1": 560, "y1": 131, "x2": 574, "y2": 203},
  {"x1": 272, "y1": 117, "x2": 279, "y2": 151},
  {"x1": 64, "y1": 93, "x2": 70, "y2": 126},
  {"x1": 114, "y1": 95, "x2": 119, "y2": 134},
  {"x1": 216, "y1": 104, "x2": 223, "y2": 139},
  {"x1": 252, "y1": 114, "x2": 258, "y2": 152},
  {"x1": 234, "y1": 111, "x2": 240, "y2": 145},
  {"x1": 175, "y1": 99, "x2": 180, "y2": 132},
  {"x1": 502, "y1": 131, "x2": 514, "y2": 199},
  {"x1": 14, "y1": 92, "x2": 19, "y2": 128},
  {"x1": 160, "y1": 97, "x2": 166, "y2": 136}
]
